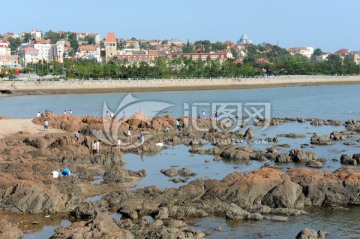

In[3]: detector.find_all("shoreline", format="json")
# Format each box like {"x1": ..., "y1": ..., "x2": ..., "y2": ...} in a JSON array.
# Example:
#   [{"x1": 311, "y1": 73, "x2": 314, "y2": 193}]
[{"x1": 1, "y1": 75, "x2": 360, "y2": 96}]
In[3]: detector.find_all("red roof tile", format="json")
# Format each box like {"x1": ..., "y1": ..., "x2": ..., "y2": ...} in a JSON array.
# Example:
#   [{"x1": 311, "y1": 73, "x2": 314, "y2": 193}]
[{"x1": 105, "y1": 33, "x2": 116, "y2": 43}]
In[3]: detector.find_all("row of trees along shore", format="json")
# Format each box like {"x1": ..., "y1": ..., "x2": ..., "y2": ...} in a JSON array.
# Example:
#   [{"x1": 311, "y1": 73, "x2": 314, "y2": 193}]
[{"x1": 10, "y1": 43, "x2": 360, "y2": 79}]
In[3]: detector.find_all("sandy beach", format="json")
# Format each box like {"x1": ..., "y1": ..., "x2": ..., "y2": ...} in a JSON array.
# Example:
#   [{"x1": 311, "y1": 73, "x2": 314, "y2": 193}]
[
  {"x1": 0, "y1": 118, "x2": 64, "y2": 139},
  {"x1": 1, "y1": 75, "x2": 360, "y2": 95}
]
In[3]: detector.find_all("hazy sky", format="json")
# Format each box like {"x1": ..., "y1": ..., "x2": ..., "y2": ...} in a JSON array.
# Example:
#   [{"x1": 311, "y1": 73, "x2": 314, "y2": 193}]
[{"x1": 1, "y1": 0, "x2": 359, "y2": 52}]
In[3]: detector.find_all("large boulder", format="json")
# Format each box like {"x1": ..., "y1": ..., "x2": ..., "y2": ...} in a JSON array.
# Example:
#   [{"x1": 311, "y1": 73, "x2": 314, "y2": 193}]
[
  {"x1": 295, "y1": 228, "x2": 329, "y2": 239},
  {"x1": 289, "y1": 148, "x2": 317, "y2": 163},
  {"x1": 51, "y1": 213, "x2": 133, "y2": 239},
  {"x1": 70, "y1": 201, "x2": 100, "y2": 219},
  {"x1": 0, "y1": 219, "x2": 23, "y2": 239},
  {"x1": 288, "y1": 168, "x2": 360, "y2": 207},
  {"x1": 243, "y1": 128, "x2": 255, "y2": 140},
  {"x1": 220, "y1": 148, "x2": 251, "y2": 161},
  {"x1": 340, "y1": 154, "x2": 357, "y2": 165},
  {"x1": 275, "y1": 153, "x2": 292, "y2": 163},
  {"x1": 261, "y1": 179, "x2": 305, "y2": 208}
]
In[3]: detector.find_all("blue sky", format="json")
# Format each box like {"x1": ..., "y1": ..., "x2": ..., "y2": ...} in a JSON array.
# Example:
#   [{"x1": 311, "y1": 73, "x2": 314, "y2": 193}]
[{"x1": 1, "y1": 0, "x2": 359, "y2": 52}]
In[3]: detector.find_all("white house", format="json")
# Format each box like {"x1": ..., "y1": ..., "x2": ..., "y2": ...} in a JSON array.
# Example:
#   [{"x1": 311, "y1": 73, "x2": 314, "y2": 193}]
[
  {"x1": 288, "y1": 47, "x2": 314, "y2": 58},
  {"x1": 77, "y1": 44, "x2": 101, "y2": 62},
  {"x1": 88, "y1": 33, "x2": 102, "y2": 44},
  {"x1": 0, "y1": 40, "x2": 11, "y2": 56},
  {"x1": 30, "y1": 29, "x2": 42, "y2": 39}
]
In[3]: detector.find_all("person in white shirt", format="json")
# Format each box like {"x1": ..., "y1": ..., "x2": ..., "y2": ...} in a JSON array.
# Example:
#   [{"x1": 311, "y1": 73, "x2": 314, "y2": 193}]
[
  {"x1": 92, "y1": 141, "x2": 97, "y2": 154},
  {"x1": 64, "y1": 110, "x2": 67, "y2": 114},
  {"x1": 44, "y1": 120, "x2": 49, "y2": 131},
  {"x1": 127, "y1": 130, "x2": 132, "y2": 142},
  {"x1": 96, "y1": 140, "x2": 100, "y2": 154},
  {"x1": 37, "y1": 112, "x2": 41, "y2": 117},
  {"x1": 51, "y1": 171, "x2": 59, "y2": 178},
  {"x1": 116, "y1": 138, "x2": 121, "y2": 151}
]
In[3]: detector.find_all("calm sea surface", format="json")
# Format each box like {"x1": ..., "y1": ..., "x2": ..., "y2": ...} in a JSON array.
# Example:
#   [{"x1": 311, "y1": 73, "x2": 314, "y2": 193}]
[
  {"x1": 4, "y1": 84, "x2": 359, "y2": 239},
  {"x1": 1, "y1": 84, "x2": 360, "y2": 120}
]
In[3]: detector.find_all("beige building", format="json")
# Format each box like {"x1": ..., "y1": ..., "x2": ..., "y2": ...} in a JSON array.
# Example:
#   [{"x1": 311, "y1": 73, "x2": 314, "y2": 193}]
[
  {"x1": 103, "y1": 32, "x2": 117, "y2": 62},
  {"x1": 19, "y1": 47, "x2": 39, "y2": 66}
]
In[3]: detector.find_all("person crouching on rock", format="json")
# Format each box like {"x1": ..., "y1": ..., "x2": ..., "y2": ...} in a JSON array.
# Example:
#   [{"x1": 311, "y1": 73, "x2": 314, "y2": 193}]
[{"x1": 62, "y1": 168, "x2": 71, "y2": 176}]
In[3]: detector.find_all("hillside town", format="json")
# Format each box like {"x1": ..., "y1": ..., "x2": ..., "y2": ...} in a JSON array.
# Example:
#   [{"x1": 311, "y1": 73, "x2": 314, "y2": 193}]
[
  {"x1": 1, "y1": 30, "x2": 359, "y2": 68},
  {"x1": 0, "y1": 30, "x2": 359, "y2": 79}
]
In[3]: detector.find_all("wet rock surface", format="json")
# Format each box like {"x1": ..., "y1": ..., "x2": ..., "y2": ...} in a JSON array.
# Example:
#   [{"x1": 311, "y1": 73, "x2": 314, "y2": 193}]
[
  {"x1": 0, "y1": 219, "x2": 23, "y2": 239},
  {"x1": 296, "y1": 228, "x2": 329, "y2": 239}
]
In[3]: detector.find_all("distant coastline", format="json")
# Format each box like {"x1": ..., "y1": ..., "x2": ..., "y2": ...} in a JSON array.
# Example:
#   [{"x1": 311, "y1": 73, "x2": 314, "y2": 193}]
[{"x1": 1, "y1": 75, "x2": 360, "y2": 96}]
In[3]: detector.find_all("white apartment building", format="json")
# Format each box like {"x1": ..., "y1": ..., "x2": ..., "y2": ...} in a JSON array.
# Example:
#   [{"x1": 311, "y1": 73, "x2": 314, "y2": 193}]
[{"x1": 31, "y1": 43, "x2": 52, "y2": 62}]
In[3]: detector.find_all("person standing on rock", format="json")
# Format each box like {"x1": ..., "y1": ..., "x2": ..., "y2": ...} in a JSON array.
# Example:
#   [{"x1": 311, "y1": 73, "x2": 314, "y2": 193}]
[
  {"x1": 44, "y1": 120, "x2": 49, "y2": 132},
  {"x1": 92, "y1": 141, "x2": 97, "y2": 154},
  {"x1": 96, "y1": 140, "x2": 100, "y2": 154},
  {"x1": 75, "y1": 131, "x2": 80, "y2": 144},
  {"x1": 176, "y1": 119, "x2": 181, "y2": 130},
  {"x1": 202, "y1": 111, "x2": 206, "y2": 118},
  {"x1": 116, "y1": 138, "x2": 121, "y2": 151},
  {"x1": 139, "y1": 130, "x2": 145, "y2": 144},
  {"x1": 127, "y1": 129, "x2": 132, "y2": 142},
  {"x1": 64, "y1": 110, "x2": 67, "y2": 114},
  {"x1": 69, "y1": 109, "x2": 73, "y2": 114}
]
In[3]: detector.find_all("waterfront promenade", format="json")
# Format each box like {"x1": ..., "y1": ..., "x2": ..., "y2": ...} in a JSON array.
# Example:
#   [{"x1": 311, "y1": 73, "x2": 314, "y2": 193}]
[{"x1": 1, "y1": 75, "x2": 360, "y2": 95}]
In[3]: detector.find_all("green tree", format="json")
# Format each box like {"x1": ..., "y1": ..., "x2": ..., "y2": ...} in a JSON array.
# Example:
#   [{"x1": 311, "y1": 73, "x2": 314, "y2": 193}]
[
  {"x1": 23, "y1": 33, "x2": 33, "y2": 43},
  {"x1": 43, "y1": 30, "x2": 60, "y2": 44},
  {"x1": 8, "y1": 37, "x2": 21, "y2": 53},
  {"x1": 313, "y1": 48, "x2": 322, "y2": 56},
  {"x1": 182, "y1": 39, "x2": 194, "y2": 53},
  {"x1": 67, "y1": 32, "x2": 79, "y2": 50},
  {"x1": 84, "y1": 36, "x2": 96, "y2": 45}
]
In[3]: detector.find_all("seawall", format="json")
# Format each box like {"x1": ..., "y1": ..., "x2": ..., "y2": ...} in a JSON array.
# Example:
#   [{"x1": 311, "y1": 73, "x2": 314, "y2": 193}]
[{"x1": 1, "y1": 75, "x2": 360, "y2": 95}]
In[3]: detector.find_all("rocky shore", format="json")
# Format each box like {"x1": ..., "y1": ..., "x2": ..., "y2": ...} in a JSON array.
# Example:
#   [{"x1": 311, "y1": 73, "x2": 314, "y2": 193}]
[{"x1": 0, "y1": 113, "x2": 359, "y2": 238}]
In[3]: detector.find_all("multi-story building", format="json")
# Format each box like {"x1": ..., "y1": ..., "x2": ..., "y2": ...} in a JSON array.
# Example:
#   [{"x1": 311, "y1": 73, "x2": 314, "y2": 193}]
[
  {"x1": 0, "y1": 55, "x2": 19, "y2": 67},
  {"x1": 166, "y1": 53, "x2": 227, "y2": 62},
  {"x1": 19, "y1": 47, "x2": 39, "y2": 66},
  {"x1": 116, "y1": 50, "x2": 159, "y2": 64},
  {"x1": 32, "y1": 43, "x2": 52, "y2": 62},
  {"x1": 102, "y1": 32, "x2": 117, "y2": 62},
  {"x1": 51, "y1": 43, "x2": 64, "y2": 63},
  {"x1": 288, "y1": 47, "x2": 314, "y2": 58},
  {"x1": 18, "y1": 41, "x2": 64, "y2": 65}
]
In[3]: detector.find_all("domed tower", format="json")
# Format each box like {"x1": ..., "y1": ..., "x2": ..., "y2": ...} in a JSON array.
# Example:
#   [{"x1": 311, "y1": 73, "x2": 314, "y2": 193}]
[{"x1": 237, "y1": 33, "x2": 252, "y2": 44}]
